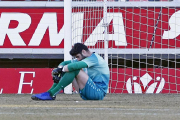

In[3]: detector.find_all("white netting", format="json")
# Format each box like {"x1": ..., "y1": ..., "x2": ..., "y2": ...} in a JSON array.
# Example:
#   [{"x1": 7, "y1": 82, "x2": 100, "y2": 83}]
[{"x1": 71, "y1": 0, "x2": 180, "y2": 94}]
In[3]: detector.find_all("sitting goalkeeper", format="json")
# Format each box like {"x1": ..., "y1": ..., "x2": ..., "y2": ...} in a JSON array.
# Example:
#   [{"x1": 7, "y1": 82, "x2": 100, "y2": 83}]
[{"x1": 31, "y1": 43, "x2": 110, "y2": 100}]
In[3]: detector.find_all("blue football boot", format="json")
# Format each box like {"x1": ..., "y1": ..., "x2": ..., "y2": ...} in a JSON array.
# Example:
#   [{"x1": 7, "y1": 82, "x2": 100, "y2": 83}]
[{"x1": 31, "y1": 92, "x2": 56, "y2": 100}]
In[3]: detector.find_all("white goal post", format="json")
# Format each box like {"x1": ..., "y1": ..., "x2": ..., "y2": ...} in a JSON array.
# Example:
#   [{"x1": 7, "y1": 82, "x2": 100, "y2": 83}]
[
  {"x1": 64, "y1": 0, "x2": 180, "y2": 94},
  {"x1": 64, "y1": 0, "x2": 73, "y2": 94}
]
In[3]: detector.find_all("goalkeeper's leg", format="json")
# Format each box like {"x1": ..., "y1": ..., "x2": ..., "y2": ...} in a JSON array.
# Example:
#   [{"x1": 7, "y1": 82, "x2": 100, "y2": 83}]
[
  {"x1": 32, "y1": 69, "x2": 104, "y2": 100},
  {"x1": 31, "y1": 70, "x2": 80, "y2": 100},
  {"x1": 72, "y1": 79, "x2": 80, "y2": 93},
  {"x1": 48, "y1": 70, "x2": 105, "y2": 100},
  {"x1": 75, "y1": 71, "x2": 105, "y2": 100},
  {"x1": 48, "y1": 69, "x2": 80, "y2": 97}
]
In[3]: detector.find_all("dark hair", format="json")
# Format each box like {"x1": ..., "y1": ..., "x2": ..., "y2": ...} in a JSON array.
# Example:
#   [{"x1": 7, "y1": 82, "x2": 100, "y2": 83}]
[{"x1": 70, "y1": 43, "x2": 89, "y2": 56}]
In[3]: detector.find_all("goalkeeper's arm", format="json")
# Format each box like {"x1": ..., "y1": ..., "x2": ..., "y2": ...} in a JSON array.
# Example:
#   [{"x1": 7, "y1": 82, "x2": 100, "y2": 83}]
[
  {"x1": 63, "y1": 61, "x2": 88, "y2": 72},
  {"x1": 58, "y1": 60, "x2": 71, "y2": 67}
]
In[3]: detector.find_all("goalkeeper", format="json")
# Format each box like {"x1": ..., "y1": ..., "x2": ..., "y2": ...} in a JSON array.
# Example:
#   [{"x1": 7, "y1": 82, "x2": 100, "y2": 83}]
[{"x1": 31, "y1": 43, "x2": 110, "y2": 100}]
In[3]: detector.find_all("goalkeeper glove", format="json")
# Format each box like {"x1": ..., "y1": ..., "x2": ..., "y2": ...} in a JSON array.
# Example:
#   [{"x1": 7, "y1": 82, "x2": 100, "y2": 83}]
[{"x1": 52, "y1": 65, "x2": 63, "y2": 83}]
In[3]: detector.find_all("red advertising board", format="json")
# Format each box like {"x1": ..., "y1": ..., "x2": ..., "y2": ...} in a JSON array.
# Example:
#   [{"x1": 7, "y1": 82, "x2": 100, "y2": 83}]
[
  {"x1": 0, "y1": 68, "x2": 54, "y2": 94},
  {"x1": 0, "y1": 8, "x2": 179, "y2": 50},
  {"x1": 0, "y1": 68, "x2": 179, "y2": 94},
  {"x1": 110, "y1": 68, "x2": 180, "y2": 94}
]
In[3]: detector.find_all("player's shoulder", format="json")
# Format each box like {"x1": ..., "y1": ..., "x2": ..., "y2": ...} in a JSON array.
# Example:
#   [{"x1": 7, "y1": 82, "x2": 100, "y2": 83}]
[
  {"x1": 93, "y1": 52, "x2": 104, "y2": 60},
  {"x1": 83, "y1": 53, "x2": 98, "y2": 63},
  {"x1": 92, "y1": 52, "x2": 101, "y2": 58}
]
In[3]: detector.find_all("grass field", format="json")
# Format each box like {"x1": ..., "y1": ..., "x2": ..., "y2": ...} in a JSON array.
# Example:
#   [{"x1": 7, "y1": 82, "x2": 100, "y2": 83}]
[{"x1": 0, "y1": 94, "x2": 180, "y2": 120}]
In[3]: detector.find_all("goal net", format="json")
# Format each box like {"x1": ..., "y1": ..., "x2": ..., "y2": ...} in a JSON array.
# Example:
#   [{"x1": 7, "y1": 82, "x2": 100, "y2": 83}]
[{"x1": 67, "y1": 0, "x2": 180, "y2": 94}]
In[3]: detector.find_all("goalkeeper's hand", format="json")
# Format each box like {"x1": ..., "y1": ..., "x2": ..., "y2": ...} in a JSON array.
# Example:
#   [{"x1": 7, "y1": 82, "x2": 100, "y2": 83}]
[
  {"x1": 52, "y1": 65, "x2": 63, "y2": 75},
  {"x1": 52, "y1": 66, "x2": 63, "y2": 83}
]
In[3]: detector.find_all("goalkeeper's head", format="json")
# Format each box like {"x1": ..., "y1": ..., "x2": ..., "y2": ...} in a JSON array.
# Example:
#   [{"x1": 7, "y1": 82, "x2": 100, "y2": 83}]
[{"x1": 70, "y1": 43, "x2": 91, "y2": 61}]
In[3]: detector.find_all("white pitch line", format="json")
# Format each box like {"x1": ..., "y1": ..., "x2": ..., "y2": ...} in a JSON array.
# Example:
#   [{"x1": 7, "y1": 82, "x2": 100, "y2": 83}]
[
  {"x1": 0, "y1": 104, "x2": 176, "y2": 112},
  {"x1": 0, "y1": 112, "x2": 180, "y2": 116}
]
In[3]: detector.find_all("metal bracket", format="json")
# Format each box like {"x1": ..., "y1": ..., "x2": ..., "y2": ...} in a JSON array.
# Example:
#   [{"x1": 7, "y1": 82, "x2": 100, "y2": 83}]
[{"x1": 102, "y1": 23, "x2": 108, "y2": 27}]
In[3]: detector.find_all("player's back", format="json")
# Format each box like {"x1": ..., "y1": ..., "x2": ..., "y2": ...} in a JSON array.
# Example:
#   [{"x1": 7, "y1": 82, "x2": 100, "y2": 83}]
[{"x1": 82, "y1": 53, "x2": 110, "y2": 93}]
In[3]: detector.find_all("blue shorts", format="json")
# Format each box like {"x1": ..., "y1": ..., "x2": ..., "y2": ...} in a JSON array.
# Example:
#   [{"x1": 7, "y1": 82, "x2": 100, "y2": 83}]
[{"x1": 79, "y1": 78, "x2": 105, "y2": 100}]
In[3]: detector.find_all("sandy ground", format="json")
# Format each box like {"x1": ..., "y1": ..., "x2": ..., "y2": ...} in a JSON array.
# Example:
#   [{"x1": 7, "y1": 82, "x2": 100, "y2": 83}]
[{"x1": 0, "y1": 94, "x2": 180, "y2": 120}]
